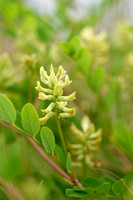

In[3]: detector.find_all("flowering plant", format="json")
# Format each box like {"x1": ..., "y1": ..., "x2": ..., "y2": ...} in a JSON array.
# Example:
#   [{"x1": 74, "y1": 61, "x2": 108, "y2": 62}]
[{"x1": 36, "y1": 64, "x2": 76, "y2": 124}]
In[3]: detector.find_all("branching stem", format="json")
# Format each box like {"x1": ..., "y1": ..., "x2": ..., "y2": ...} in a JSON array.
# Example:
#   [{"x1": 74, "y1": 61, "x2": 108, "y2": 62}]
[{"x1": 0, "y1": 120, "x2": 83, "y2": 189}]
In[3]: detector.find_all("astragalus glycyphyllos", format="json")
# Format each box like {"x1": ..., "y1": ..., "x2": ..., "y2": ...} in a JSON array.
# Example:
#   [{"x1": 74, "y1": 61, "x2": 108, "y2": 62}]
[{"x1": 36, "y1": 64, "x2": 76, "y2": 125}]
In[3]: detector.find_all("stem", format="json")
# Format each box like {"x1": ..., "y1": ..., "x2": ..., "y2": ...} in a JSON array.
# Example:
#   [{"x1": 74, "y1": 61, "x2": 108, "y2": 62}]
[
  {"x1": 83, "y1": 151, "x2": 87, "y2": 178},
  {"x1": 0, "y1": 177, "x2": 23, "y2": 200},
  {"x1": 27, "y1": 137, "x2": 71, "y2": 182},
  {"x1": 28, "y1": 78, "x2": 32, "y2": 103},
  {"x1": 12, "y1": 123, "x2": 32, "y2": 138},
  {"x1": 92, "y1": 168, "x2": 133, "y2": 196},
  {"x1": 13, "y1": 123, "x2": 69, "y2": 170},
  {"x1": 55, "y1": 100, "x2": 67, "y2": 155},
  {"x1": 0, "y1": 120, "x2": 83, "y2": 189}
]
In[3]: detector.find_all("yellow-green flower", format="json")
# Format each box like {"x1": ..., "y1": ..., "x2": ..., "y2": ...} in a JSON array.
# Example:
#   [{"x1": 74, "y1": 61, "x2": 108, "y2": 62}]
[
  {"x1": 68, "y1": 116, "x2": 102, "y2": 167},
  {"x1": 20, "y1": 54, "x2": 37, "y2": 75},
  {"x1": 0, "y1": 53, "x2": 18, "y2": 88},
  {"x1": 79, "y1": 27, "x2": 109, "y2": 67},
  {"x1": 117, "y1": 52, "x2": 133, "y2": 102},
  {"x1": 113, "y1": 22, "x2": 133, "y2": 49},
  {"x1": 36, "y1": 64, "x2": 76, "y2": 124}
]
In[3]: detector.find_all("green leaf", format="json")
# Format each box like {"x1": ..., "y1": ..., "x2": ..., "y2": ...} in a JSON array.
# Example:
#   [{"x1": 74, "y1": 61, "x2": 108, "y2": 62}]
[
  {"x1": 95, "y1": 182, "x2": 111, "y2": 195},
  {"x1": 104, "y1": 81, "x2": 119, "y2": 110},
  {"x1": 84, "y1": 187, "x2": 95, "y2": 194},
  {"x1": 55, "y1": 145, "x2": 66, "y2": 166},
  {"x1": 70, "y1": 37, "x2": 81, "y2": 58},
  {"x1": 99, "y1": 197, "x2": 117, "y2": 200},
  {"x1": 90, "y1": 67, "x2": 106, "y2": 92},
  {"x1": 21, "y1": 103, "x2": 40, "y2": 136},
  {"x1": 61, "y1": 42, "x2": 74, "y2": 55},
  {"x1": 123, "y1": 172, "x2": 133, "y2": 186},
  {"x1": 73, "y1": 186, "x2": 83, "y2": 191},
  {"x1": 66, "y1": 188, "x2": 88, "y2": 198},
  {"x1": 73, "y1": 186, "x2": 94, "y2": 195},
  {"x1": 14, "y1": 110, "x2": 23, "y2": 129},
  {"x1": 102, "y1": 176, "x2": 116, "y2": 184},
  {"x1": 0, "y1": 94, "x2": 16, "y2": 124},
  {"x1": 113, "y1": 120, "x2": 133, "y2": 158},
  {"x1": 40, "y1": 126, "x2": 55, "y2": 153},
  {"x1": 82, "y1": 177, "x2": 102, "y2": 188},
  {"x1": 66, "y1": 152, "x2": 71, "y2": 173},
  {"x1": 61, "y1": 37, "x2": 81, "y2": 59},
  {"x1": 112, "y1": 181, "x2": 126, "y2": 198},
  {"x1": 61, "y1": 39, "x2": 91, "y2": 75},
  {"x1": 77, "y1": 48, "x2": 91, "y2": 75}
]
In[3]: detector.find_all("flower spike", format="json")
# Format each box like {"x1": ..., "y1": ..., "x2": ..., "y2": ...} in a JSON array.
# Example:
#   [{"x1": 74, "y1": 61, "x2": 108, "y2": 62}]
[
  {"x1": 36, "y1": 64, "x2": 76, "y2": 125},
  {"x1": 69, "y1": 116, "x2": 102, "y2": 167}
]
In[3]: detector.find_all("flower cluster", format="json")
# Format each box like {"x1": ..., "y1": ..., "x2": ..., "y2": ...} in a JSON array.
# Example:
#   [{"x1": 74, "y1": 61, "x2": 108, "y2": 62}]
[
  {"x1": 68, "y1": 116, "x2": 102, "y2": 167},
  {"x1": 20, "y1": 54, "x2": 37, "y2": 76},
  {"x1": 36, "y1": 64, "x2": 76, "y2": 124},
  {"x1": 117, "y1": 52, "x2": 133, "y2": 103},
  {"x1": 16, "y1": 25, "x2": 45, "y2": 56},
  {"x1": 79, "y1": 27, "x2": 109, "y2": 67},
  {"x1": 0, "y1": 53, "x2": 19, "y2": 88},
  {"x1": 113, "y1": 22, "x2": 133, "y2": 49}
]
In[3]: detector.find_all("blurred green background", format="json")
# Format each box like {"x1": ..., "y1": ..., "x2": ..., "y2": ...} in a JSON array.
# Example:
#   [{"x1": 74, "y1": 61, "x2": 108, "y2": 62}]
[{"x1": 1, "y1": 0, "x2": 133, "y2": 199}]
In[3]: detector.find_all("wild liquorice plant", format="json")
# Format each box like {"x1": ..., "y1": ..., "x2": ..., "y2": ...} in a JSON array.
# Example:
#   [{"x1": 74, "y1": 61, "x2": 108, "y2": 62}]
[
  {"x1": 69, "y1": 116, "x2": 102, "y2": 169},
  {"x1": 35, "y1": 64, "x2": 76, "y2": 154},
  {"x1": 0, "y1": 64, "x2": 82, "y2": 194},
  {"x1": 0, "y1": 64, "x2": 133, "y2": 199}
]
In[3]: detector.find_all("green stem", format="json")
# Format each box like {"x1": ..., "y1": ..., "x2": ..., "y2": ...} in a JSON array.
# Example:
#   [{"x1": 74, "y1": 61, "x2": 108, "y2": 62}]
[
  {"x1": 55, "y1": 100, "x2": 67, "y2": 156},
  {"x1": 83, "y1": 150, "x2": 87, "y2": 177},
  {"x1": 12, "y1": 123, "x2": 32, "y2": 138},
  {"x1": 27, "y1": 78, "x2": 32, "y2": 103}
]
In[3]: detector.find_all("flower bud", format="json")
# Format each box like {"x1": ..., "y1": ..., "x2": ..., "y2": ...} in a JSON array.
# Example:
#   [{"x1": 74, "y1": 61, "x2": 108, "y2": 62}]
[
  {"x1": 89, "y1": 129, "x2": 102, "y2": 139},
  {"x1": 53, "y1": 84, "x2": 63, "y2": 96},
  {"x1": 56, "y1": 65, "x2": 66, "y2": 79},
  {"x1": 71, "y1": 124, "x2": 84, "y2": 141},
  {"x1": 35, "y1": 81, "x2": 53, "y2": 94},
  {"x1": 87, "y1": 124, "x2": 95, "y2": 135},
  {"x1": 48, "y1": 72, "x2": 57, "y2": 88},
  {"x1": 50, "y1": 64, "x2": 55, "y2": 74},
  {"x1": 58, "y1": 105, "x2": 76, "y2": 114},
  {"x1": 58, "y1": 101, "x2": 67, "y2": 106},
  {"x1": 41, "y1": 103, "x2": 55, "y2": 114},
  {"x1": 68, "y1": 143, "x2": 82, "y2": 149},
  {"x1": 57, "y1": 91, "x2": 76, "y2": 101},
  {"x1": 59, "y1": 111, "x2": 75, "y2": 118},
  {"x1": 39, "y1": 112, "x2": 54, "y2": 125},
  {"x1": 77, "y1": 154, "x2": 83, "y2": 161},
  {"x1": 40, "y1": 66, "x2": 48, "y2": 80},
  {"x1": 87, "y1": 137, "x2": 101, "y2": 145},
  {"x1": 88, "y1": 145, "x2": 99, "y2": 151},
  {"x1": 39, "y1": 92, "x2": 54, "y2": 101},
  {"x1": 81, "y1": 116, "x2": 90, "y2": 132},
  {"x1": 62, "y1": 75, "x2": 72, "y2": 88}
]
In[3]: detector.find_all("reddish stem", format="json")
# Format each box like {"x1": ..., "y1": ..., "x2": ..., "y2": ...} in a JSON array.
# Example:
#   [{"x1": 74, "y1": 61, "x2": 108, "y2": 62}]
[
  {"x1": 27, "y1": 137, "x2": 71, "y2": 182},
  {"x1": 0, "y1": 120, "x2": 83, "y2": 188}
]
